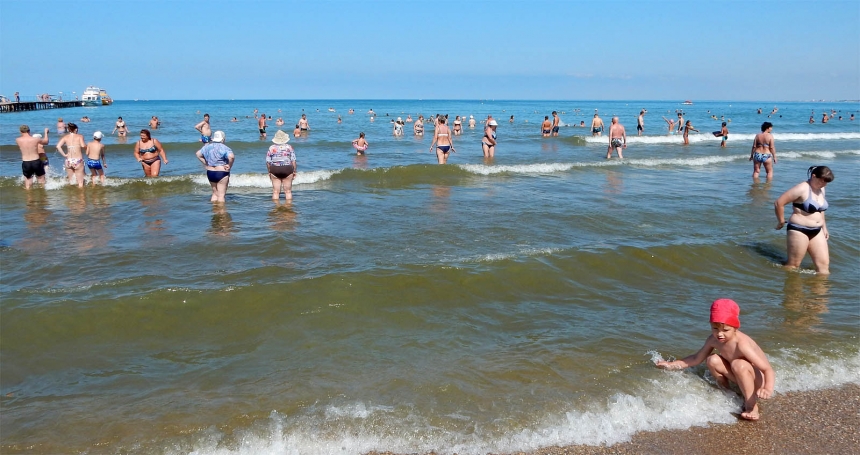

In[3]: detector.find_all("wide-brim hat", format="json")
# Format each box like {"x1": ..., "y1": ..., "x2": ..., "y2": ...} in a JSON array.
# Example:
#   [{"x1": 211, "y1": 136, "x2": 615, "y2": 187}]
[
  {"x1": 212, "y1": 131, "x2": 226, "y2": 143},
  {"x1": 488, "y1": 120, "x2": 498, "y2": 126},
  {"x1": 272, "y1": 130, "x2": 290, "y2": 144}
]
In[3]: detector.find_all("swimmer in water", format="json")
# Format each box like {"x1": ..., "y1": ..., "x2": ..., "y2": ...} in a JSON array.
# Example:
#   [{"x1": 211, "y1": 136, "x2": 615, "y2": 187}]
[
  {"x1": 56, "y1": 123, "x2": 86, "y2": 187},
  {"x1": 352, "y1": 132, "x2": 369, "y2": 155},
  {"x1": 429, "y1": 117, "x2": 455, "y2": 164},
  {"x1": 750, "y1": 122, "x2": 776, "y2": 180}
]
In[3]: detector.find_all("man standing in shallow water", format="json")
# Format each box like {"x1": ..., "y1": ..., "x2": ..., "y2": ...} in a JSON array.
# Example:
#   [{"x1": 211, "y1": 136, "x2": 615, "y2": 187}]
[
  {"x1": 591, "y1": 113, "x2": 604, "y2": 136},
  {"x1": 195, "y1": 113, "x2": 212, "y2": 143},
  {"x1": 637, "y1": 110, "x2": 646, "y2": 136},
  {"x1": 16, "y1": 125, "x2": 50, "y2": 189},
  {"x1": 607, "y1": 117, "x2": 626, "y2": 159},
  {"x1": 258, "y1": 113, "x2": 268, "y2": 139}
]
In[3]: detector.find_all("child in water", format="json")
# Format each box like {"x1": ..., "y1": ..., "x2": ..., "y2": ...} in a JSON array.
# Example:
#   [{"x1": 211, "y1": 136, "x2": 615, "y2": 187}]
[
  {"x1": 352, "y1": 132, "x2": 368, "y2": 155},
  {"x1": 656, "y1": 299, "x2": 775, "y2": 421}
]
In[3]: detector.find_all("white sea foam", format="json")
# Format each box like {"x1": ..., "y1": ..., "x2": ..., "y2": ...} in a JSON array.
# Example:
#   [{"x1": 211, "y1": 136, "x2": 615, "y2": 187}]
[
  {"x1": 458, "y1": 162, "x2": 617, "y2": 176},
  {"x1": 177, "y1": 348, "x2": 859, "y2": 455},
  {"x1": 583, "y1": 131, "x2": 860, "y2": 144},
  {"x1": 190, "y1": 170, "x2": 341, "y2": 188},
  {"x1": 460, "y1": 247, "x2": 565, "y2": 263}
]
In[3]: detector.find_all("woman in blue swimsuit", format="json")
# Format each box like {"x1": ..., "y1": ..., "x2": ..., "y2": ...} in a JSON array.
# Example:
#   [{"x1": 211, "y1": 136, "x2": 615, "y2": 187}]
[
  {"x1": 195, "y1": 130, "x2": 234, "y2": 203},
  {"x1": 749, "y1": 122, "x2": 776, "y2": 180},
  {"x1": 134, "y1": 129, "x2": 168, "y2": 177},
  {"x1": 774, "y1": 166, "x2": 834, "y2": 274}
]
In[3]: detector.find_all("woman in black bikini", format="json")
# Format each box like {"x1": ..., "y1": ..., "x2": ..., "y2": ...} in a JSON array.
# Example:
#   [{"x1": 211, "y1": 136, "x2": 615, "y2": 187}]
[
  {"x1": 774, "y1": 166, "x2": 834, "y2": 274},
  {"x1": 134, "y1": 129, "x2": 168, "y2": 177}
]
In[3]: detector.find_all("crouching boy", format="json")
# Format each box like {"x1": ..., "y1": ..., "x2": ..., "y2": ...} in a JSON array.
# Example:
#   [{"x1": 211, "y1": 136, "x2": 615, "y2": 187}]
[{"x1": 656, "y1": 299, "x2": 775, "y2": 420}]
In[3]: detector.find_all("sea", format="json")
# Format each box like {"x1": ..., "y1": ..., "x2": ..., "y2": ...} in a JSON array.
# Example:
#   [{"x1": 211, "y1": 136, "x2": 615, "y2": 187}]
[{"x1": 1, "y1": 99, "x2": 858, "y2": 454}]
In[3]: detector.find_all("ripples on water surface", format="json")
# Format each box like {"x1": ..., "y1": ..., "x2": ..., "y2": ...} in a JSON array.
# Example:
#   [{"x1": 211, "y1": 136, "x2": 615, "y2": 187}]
[{"x1": 1, "y1": 100, "x2": 858, "y2": 454}]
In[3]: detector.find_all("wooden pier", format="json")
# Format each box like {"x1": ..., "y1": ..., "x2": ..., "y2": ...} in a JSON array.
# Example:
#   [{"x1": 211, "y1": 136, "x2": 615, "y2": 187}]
[{"x1": 0, "y1": 101, "x2": 84, "y2": 113}]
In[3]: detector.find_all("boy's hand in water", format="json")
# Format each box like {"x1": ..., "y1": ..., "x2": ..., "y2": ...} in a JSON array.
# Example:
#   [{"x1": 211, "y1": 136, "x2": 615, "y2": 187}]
[{"x1": 655, "y1": 360, "x2": 675, "y2": 370}]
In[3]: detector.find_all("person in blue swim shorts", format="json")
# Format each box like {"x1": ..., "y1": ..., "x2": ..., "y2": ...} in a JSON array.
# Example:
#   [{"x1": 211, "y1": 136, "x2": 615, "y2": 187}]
[
  {"x1": 195, "y1": 113, "x2": 212, "y2": 143},
  {"x1": 85, "y1": 131, "x2": 107, "y2": 184}
]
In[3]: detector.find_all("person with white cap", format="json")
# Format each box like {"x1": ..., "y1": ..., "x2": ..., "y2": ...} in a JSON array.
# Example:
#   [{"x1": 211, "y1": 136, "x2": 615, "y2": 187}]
[
  {"x1": 266, "y1": 130, "x2": 297, "y2": 200},
  {"x1": 482, "y1": 119, "x2": 498, "y2": 158},
  {"x1": 195, "y1": 130, "x2": 234, "y2": 203},
  {"x1": 85, "y1": 131, "x2": 107, "y2": 184},
  {"x1": 393, "y1": 117, "x2": 404, "y2": 136},
  {"x1": 468, "y1": 115, "x2": 476, "y2": 128}
]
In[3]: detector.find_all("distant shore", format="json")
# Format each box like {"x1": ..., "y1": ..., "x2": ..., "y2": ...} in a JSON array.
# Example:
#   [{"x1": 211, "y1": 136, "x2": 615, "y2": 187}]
[{"x1": 371, "y1": 384, "x2": 859, "y2": 455}]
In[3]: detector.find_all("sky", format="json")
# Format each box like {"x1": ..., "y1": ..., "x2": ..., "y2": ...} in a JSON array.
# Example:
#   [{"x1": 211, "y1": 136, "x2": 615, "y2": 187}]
[{"x1": 1, "y1": 0, "x2": 858, "y2": 101}]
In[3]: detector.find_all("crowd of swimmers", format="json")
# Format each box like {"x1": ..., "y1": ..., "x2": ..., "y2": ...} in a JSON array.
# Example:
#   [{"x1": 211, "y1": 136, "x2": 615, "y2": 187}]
[{"x1": 13, "y1": 103, "x2": 841, "y2": 422}]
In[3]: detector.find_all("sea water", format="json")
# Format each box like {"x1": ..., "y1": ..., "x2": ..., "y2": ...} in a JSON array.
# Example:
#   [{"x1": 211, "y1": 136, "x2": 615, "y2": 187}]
[{"x1": 1, "y1": 100, "x2": 858, "y2": 454}]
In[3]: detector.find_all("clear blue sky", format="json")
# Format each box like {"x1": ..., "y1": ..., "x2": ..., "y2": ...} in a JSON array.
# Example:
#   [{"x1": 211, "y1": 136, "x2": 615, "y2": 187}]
[{"x1": 1, "y1": 0, "x2": 857, "y2": 101}]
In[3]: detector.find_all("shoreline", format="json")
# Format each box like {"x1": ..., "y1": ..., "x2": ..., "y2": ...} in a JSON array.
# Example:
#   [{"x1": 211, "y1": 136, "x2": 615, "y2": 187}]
[
  {"x1": 528, "y1": 384, "x2": 860, "y2": 455},
  {"x1": 369, "y1": 384, "x2": 859, "y2": 455}
]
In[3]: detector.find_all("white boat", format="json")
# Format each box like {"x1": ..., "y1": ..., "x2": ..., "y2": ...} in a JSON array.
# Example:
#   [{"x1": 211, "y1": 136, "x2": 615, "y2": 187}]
[
  {"x1": 682, "y1": 100, "x2": 694, "y2": 105},
  {"x1": 81, "y1": 86, "x2": 101, "y2": 105},
  {"x1": 81, "y1": 86, "x2": 113, "y2": 106}
]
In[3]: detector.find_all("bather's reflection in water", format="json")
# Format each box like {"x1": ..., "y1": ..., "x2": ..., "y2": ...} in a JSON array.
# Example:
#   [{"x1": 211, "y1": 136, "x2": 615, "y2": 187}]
[
  {"x1": 209, "y1": 203, "x2": 235, "y2": 237},
  {"x1": 747, "y1": 179, "x2": 772, "y2": 207},
  {"x1": 781, "y1": 272, "x2": 830, "y2": 330},
  {"x1": 268, "y1": 200, "x2": 298, "y2": 232},
  {"x1": 18, "y1": 190, "x2": 54, "y2": 254},
  {"x1": 430, "y1": 185, "x2": 451, "y2": 214},
  {"x1": 604, "y1": 170, "x2": 623, "y2": 195}
]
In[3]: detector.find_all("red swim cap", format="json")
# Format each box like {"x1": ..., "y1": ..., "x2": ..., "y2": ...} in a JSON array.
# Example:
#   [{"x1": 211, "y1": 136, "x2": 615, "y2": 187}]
[{"x1": 710, "y1": 299, "x2": 740, "y2": 328}]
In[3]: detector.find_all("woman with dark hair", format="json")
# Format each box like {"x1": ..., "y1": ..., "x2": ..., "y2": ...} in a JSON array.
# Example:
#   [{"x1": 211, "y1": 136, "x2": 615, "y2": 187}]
[
  {"x1": 56, "y1": 122, "x2": 86, "y2": 187},
  {"x1": 750, "y1": 122, "x2": 776, "y2": 179},
  {"x1": 133, "y1": 129, "x2": 168, "y2": 177},
  {"x1": 113, "y1": 116, "x2": 128, "y2": 136},
  {"x1": 774, "y1": 166, "x2": 835, "y2": 274}
]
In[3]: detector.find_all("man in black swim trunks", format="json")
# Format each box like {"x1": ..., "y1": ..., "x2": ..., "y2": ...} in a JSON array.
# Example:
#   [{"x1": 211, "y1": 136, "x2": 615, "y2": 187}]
[
  {"x1": 258, "y1": 113, "x2": 268, "y2": 139},
  {"x1": 551, "y1": 111, "x2": 561, "y2": 136},
  {"x1": 637, "y1": 110, "x2": 646, "y2": 136},
  {"x1": 15, "y1": 125, "x2": 50, "y2": 189}
]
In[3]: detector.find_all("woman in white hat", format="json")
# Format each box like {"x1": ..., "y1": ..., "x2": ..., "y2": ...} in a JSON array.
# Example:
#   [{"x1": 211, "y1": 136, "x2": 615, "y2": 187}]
[
  {"x1": 267, "y1": 130, "x2": 297, "y2": 200},
  {"x1": 482, "y1": 120, "x2": 498, "y2": 158},
  {"x1": 195, "y1": 130, "x2": 234, "y2": 203},
  {"x1": 393, "y1": 117, "x2": 404, "y2": 136}
]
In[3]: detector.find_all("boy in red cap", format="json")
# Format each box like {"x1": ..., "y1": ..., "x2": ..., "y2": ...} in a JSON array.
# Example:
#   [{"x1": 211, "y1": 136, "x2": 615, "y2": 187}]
[{"x1": 656, "y1": 299, "x2": 775, "y2": 421}]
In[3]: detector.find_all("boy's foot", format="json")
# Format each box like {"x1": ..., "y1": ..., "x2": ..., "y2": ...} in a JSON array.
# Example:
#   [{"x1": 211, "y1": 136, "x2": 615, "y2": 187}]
[{"x1": 741, "y1": 404, "x2": 760, "y2": 421}]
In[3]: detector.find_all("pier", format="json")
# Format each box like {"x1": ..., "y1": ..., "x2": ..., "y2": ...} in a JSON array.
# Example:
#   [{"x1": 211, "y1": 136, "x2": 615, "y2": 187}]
[{"x1": 0, "y1": 100, "x2": 84, "y2": 113}]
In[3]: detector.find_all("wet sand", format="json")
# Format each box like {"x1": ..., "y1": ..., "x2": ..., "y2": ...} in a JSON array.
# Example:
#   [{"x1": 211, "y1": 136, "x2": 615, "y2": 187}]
[
  {"x1": 529, "y1": 384, "x2": 860, "y2": 455},
  {"x1": 371, "y1": 384, "x2": 859, "y2": 455}
]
